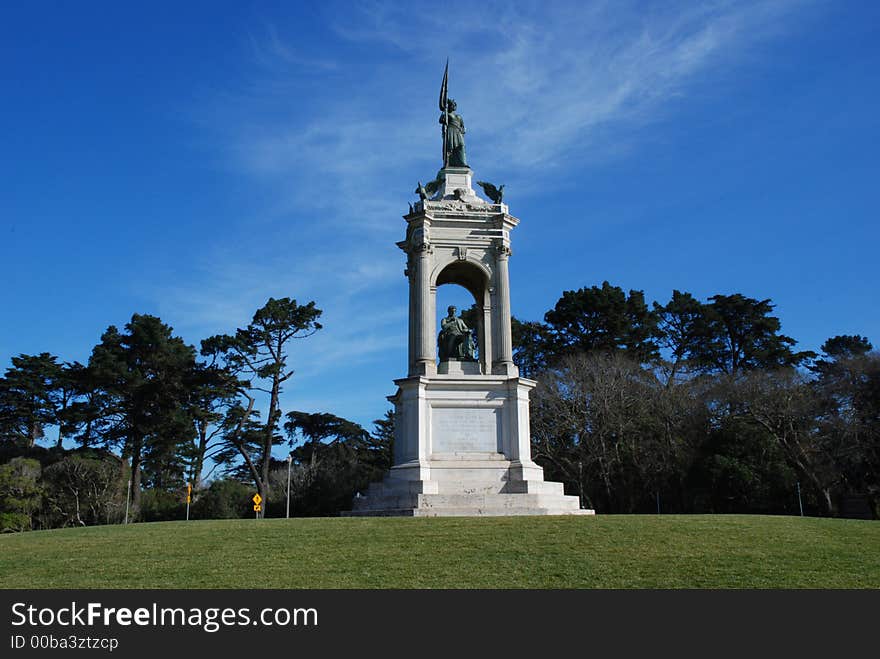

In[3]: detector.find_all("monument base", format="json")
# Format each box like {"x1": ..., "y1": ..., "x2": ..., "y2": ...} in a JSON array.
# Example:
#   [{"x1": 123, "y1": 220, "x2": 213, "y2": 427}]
[
  {"x1": 342, "y1": 468, "x2": 593, "y2": 516},
  {"x1": 343, "y1": 374, "x2": 594, "y2": 517}
]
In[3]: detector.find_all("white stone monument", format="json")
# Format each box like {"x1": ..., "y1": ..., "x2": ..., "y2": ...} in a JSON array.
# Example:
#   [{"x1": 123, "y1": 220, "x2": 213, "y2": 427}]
[{"x1": 345, "y1": 85, "x2": 592, "y2": 516}]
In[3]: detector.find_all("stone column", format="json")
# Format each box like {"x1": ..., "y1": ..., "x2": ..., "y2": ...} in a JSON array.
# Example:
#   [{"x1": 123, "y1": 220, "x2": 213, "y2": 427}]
[
  {"x1": 494, "y1": 245, "x2": 517, "y2": 375},
  {"x1": 428, "y1": 284, "x2": 437, "y2": 365},
  {"x1": 406, "y1": 254, "x2": 416, "y2": 374},
  {"x1": 481, "y1": 302, "x2": 492, "y2": 375},
  {"x1": 414, "y1": 242, "x2": 435, "y2": 374}
]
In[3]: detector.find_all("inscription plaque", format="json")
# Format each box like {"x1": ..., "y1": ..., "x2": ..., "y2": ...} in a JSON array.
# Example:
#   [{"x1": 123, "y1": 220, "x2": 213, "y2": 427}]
[{"x1": 431, "y1": 406, "x2": 500, "y2": 453}]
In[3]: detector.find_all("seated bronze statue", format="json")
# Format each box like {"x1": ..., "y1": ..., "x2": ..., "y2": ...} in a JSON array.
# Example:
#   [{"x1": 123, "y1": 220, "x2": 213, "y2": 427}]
[{"x1": 438, "y1": 305, "x2": 477, "y2": 362}]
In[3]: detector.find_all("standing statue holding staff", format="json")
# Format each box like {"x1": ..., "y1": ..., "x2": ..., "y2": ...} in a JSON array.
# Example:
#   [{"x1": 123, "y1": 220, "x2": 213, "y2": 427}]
[{"x1": 439, "y1": 61, "x2": 468, "y2": 168}]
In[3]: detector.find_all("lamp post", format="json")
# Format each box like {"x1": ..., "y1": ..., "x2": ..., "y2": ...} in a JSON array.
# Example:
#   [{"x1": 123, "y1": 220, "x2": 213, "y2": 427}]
[
  {"x1": 124, "y1": 478, "x2": 131, "y2": 524},
  {"x1": 286, "y1": 454, "x2": 293, "y2": 519},
  {"x1": 185, "y1": 482, "x2": 191, "y2": 521},
  {"x1": 797, "y1": 481, "x2": 804, "y2": 517}
]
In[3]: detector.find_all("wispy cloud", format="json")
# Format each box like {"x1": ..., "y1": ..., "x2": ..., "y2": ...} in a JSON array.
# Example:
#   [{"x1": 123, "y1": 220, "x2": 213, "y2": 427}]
[
  {"x1": 212, "y1": 1, "x2": 813, "y2": 208},
  {"x1": 322, "y1": 0, "x2": 810, "y2": 176},
  {"x1": 246, "y1": 23, "x2": 340, "y2": 73}
]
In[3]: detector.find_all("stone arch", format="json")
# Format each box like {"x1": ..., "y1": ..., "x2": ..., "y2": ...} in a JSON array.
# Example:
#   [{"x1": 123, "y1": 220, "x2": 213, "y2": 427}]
[
  {"x1": 431, "y1": 256, "x2": 491, "y2": 300},
  {"x1": 431, "y1": 257, "x2": 493, "y2": 373}
]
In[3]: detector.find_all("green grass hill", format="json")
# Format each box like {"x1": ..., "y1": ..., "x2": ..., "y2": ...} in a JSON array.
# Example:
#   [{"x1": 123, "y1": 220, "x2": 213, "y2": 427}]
[{"x1": 1, "y1": 515, "x2": 877, "y2": 589}]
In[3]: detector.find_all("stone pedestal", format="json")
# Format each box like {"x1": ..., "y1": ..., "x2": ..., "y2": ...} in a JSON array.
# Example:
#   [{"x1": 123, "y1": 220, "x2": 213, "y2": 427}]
[
  {"x1": 437, "y1": 360, "x2": 480, "y2": 375},
  {"x1": 345, "y1": 375, "x2": 591, "y2": 516}
]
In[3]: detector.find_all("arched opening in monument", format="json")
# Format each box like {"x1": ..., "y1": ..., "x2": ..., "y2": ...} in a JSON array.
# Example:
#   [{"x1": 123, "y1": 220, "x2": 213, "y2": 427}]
[
  {"x1": 436, "y1": 284, "x2": 479, "y2": 359},
  {"x1": 434, "y1": 260, "x2": 491, "y2": 374}
]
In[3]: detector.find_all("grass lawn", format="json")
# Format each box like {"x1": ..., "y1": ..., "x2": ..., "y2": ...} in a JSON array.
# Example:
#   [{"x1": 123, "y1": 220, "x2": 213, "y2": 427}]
[{"x1": 0, "y1": 515, "x2": 877, "y2": 588}]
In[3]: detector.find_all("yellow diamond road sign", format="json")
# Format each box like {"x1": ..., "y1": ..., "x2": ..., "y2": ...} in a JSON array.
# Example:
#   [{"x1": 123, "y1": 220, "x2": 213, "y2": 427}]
[{"x1": 252, "y1": 493, "x2": 262, "y2": 505}]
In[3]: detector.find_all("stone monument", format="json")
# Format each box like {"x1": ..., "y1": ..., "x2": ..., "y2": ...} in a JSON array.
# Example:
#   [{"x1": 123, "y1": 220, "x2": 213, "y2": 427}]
[{"x1": 346, "y1": 65, "x2": 592, "y2": 516}]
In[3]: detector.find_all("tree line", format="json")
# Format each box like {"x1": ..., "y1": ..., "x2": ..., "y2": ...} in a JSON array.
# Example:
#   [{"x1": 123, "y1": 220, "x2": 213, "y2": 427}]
[
  {"x1": 0, "y1": 298, "x2": 392, "y2": 531},
  {"x1": 514, "y1": 282, "x2": 878, "y2": 517},
  {"x1": 1, "y1": 283, "x2": 877, "y2": 531}
]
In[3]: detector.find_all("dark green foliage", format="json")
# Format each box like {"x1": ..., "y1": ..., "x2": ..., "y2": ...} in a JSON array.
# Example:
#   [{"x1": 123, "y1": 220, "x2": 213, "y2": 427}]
[
  {"x1": 691, "y1": 294, "x2": 814, "y2": 375},
  {"x1": 138, "y1": 488, "x2": 186, "y2": 523},
  {"x1": 689, "y1": 407, "x2": 802, "y2": 515},
  {"x1": 0, "y1": 458, "x2": 43, "y2": 531},
  {"x1": 201, "y1": 297, "x2": 323, "y2": 508},
  {"x1": 87, "y1": 314, "x2": 198, "y2": 519},
  {"x1": 719, "y1": 369, "x2": 836, "y2": 513},
  {"x1": 0, "y1": 354, "x2": 65, "y2": 447},
  {"x1": 511, "y1": 284, "x2": 863, "y2": 515},
  {"x1": 653, "y1": 290, "x2": 707, "y2": 383},
  {"x1": 511, "y1": 317, "x2": 549, "y2": 377},
  {"x1": 284, "y1": 411, "x2": 391, "y2": 516},
  {"x1": 511, "y1": 281, "x2": 662, "y2": 374},
  {"x1": 817, "y1": 335, "x2": 873, "y2": 360},
  {"x1": 457, "y1": 304, "x2": 481, "y2": 361},
  {"x1": 191, "y1": 478, "x2": 253, "y2": 519},
  {"x1": 458, "y1": 304, "x2": 479, "y2": 332},
  {"x1": 531, "y1": 352, "x2": 707, "y2": 513},
  {"x1": 542, "y1": 281, "x2": 660, "y2": 363},
  {"x1": 41, "y1": 452, "x2": 127, "y2": 527},
  {"x1": 810, "y1": 339, "x2": 879, "y2": 514},
  {"x1": 59, "y1": 362, "x2": 113, "y2": 449},
  {"x1": 182, "y1": 362, "x2": 243, "y2": 492},
  {"x1": 516, "y1": 286, "x2": 814, "y2": 379},
  {"x1": 371, "y1": 409, "x2": 395, "y2": 470}
]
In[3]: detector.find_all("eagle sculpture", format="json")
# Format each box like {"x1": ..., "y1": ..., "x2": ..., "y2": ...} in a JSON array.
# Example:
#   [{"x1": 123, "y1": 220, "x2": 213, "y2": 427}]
[
  {"x1": 477, "y1": 180, "x2": 505, "y2": 204},
  {"x1": 415, "y1": 177, "x2": 443, "y2": 200},
  {"x1": 424, "y1": 177, "x2": 442, "y2": 197}
]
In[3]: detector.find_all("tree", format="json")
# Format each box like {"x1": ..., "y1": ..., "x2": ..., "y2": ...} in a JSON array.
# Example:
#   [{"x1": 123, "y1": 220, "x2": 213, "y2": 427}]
[
  {"x1": 0, "y1": 353, "x2": 63, "y2": 447},
  {"x1": 688, "y1": 413, "x2": 798, "y2": 515},
  {"x1": 653, "y1": 290, "x2": 707, "y2": 385},
  {"x1": 190, "y1": 478, "x2": 252, "y2": 519},
  {"x1": 201, "y1": 297, "x2": 322, "y2": 510},
  {"x1": 284, "y1": 411, "x2": 388, "y2": 516},
  {"x1": 716, "y1": 369, "x2": 835, "y2": 514},
  {"x1": 185, "y1": 362, "x2": 242, "y2": 491},
  {"x1": 42, "y1": 452, "x2": 126, "y2": 527},
  {"x1": 511, "y1": 317, "x2": 550, "y2": 378},
  {"x1": 811, "y1": 335, "x2": 879, "y2": 513},
  {"x1": 530, "y1": 352, "x2": 701, "y2": 513},
  {"x1": 60, "y1": 362, "x2": 110, "y2": 449},
  {"x1": 542, "y1": 281, "x2": 660, "y2": 364},
  {"x1": 816, "y1": 335, "x2": 873, "y2": 362},
  {"x1": 87, "y1": 314, "x2": 198, "y2": 519},
  {"x1": 690, "y1": 294, "x2": 813, "y2": 376},
  {"x1": 371, "y1": 409, "x2": 395, "y2": 471},
  {"x1": 0, "y1": 457, "x2": 42, "y2": 531}
]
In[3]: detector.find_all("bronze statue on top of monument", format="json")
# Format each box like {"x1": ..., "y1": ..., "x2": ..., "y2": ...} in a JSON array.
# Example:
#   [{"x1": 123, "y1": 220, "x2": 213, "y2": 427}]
[{"x1": 438, "y1": 60, "x2": 467, "y2": 169}]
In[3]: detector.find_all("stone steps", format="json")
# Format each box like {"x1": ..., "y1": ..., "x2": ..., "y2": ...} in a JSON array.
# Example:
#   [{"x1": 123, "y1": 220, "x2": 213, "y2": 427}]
[
  {"x1": 343, "y1": 505, "x2": 592, "y2": 517},
  {"x1": 345, "y1": 490, "x2": 591, "y2": 517},
  {"x1": 418, "y1": 493, "x2": 580, "y2": 510},
  {"x1": 412, "y1": 506, "x2": 592, "y2": 517},
  {"x1": 363, "y1": 478, "x2": 566, "y2": 497},
  {"x1": 502, "y1": 480, "x2": 565, "y2": 495}
]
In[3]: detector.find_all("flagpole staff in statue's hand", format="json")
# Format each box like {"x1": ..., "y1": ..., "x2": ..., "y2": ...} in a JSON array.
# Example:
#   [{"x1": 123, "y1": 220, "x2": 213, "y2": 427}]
[{"x1": 439, "y1": 59, "x2": 449, "y2": 167}]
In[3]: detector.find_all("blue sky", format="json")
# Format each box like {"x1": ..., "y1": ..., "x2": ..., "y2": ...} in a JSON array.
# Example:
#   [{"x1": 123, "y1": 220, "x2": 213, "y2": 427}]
[{"x1": 2, "y1": 1, "x2": 879, "y2": 436}]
